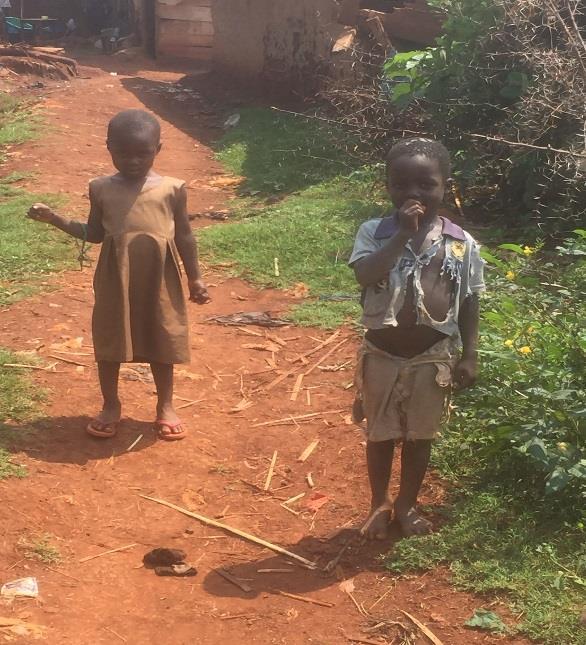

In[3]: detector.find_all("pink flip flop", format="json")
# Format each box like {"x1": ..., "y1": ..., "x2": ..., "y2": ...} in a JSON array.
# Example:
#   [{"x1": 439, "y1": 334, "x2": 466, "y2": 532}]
[
  {"x1": 86, "y1": 419, "x2": 119, "y2": 438},
  {"x1": 155, "y1": 419, "x2": 186, "y2": 442}
]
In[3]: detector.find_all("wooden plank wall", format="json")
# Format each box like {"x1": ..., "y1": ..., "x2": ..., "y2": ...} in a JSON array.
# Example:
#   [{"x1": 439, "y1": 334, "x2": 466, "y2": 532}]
[{"x1": 156, "y1": 0, "x2": 213, "y2": 60}]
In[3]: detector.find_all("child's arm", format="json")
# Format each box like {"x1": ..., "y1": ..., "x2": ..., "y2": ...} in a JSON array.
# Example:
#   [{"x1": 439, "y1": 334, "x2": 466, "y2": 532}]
[
  {"x1": 173, "y1": 184, "x2": 210, "y2": 304},
  {"x1": 27, "y1": 199, "x2": 104, "y2": 244},
  {"x1": 353, "y1": 199, "x2": 422, "y2": 287},
  {"x1": 453, "y1": 294, "x2": 479, "y2": 389}
]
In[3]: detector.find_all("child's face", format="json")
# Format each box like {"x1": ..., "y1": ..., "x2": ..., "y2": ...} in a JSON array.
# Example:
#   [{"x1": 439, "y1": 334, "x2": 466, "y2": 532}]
[
  {"x1": 387, "y1": 154, "x2": 446, "y2": 216},
  {"x1": 107, "y1": 131, "x2": 161, "y2": 180}
]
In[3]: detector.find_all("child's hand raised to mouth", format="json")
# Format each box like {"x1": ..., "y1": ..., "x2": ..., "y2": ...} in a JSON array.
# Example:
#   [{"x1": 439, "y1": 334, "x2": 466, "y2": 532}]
[{"x1": 397, "y1": 199, "x2": 425, "y2": 235}]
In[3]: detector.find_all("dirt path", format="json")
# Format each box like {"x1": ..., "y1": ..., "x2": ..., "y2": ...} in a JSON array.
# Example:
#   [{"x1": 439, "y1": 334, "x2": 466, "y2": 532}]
[{"x1": 0, "y1": 55, "x2": 528, "y2": 645}]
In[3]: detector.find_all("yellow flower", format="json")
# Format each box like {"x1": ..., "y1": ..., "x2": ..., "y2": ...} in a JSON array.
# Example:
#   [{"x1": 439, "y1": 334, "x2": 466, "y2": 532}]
[
  {"x1": 557, "y1": 442, "x2": 569, "y2": 453},
  {"x1": 527, "y1": 326, "x2": 535, "y2": 334},
  {"x1": 518, "y1": 346, "x2": 532, "y2": 355},
  {"x1": 504, "y1": 339, "x2": 514, "y2": 347},
  {"x1": 506, "y1": 270, "x2": 516, "y2": 280},
  {"x1": 523, "y1": 246, "x2": 534, "y2": 256}
]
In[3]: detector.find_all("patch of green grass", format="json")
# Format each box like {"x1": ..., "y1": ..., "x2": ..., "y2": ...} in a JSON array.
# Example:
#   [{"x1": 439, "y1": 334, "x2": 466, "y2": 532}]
[
  {"x1": 0, "y1": 176, "x2": 74, "y2": 306},
  {"x1": 201, "y1": 173, "x2": 385, "y2": 327},
  {"x1": 0, "y1": 447, "x2": 26, "y2": 479},
  {"x1": 208, "y1": 463, "x2": 236, "y2": 476},
  {"x1": 216, "y1": 107, "x2": 362, "y2": 196},
  {"x1": 0, "y1": 349, "x2": 44, "y2": 479},
  {"x1": 206, "y1": 107, "x2": 381, "y2": 326},
  {"x1": 386, "y1": 490, "x2": 586, "y2": 644},
  {"x1": 0, "y1": 350, "x2": 43, "y2": 422},
  {"x1": 18, "y1": 533, "x2": 62, "y2": 564},
  {"x1": 0, "y1": 93, "x2": 38, "y2": 154}
]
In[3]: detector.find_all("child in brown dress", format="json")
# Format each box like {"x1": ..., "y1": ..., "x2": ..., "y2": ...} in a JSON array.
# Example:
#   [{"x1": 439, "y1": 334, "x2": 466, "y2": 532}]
[{"x1": 27, "y1": 109, "x2": 209, "y2": 441}]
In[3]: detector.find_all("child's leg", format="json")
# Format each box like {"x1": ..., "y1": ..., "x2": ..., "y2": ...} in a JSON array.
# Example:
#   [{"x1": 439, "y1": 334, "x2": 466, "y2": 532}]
[
  {"x1": 394, "y1": 439, "x2": 433, "y2": 536},
  {"x1": 364, "y1": 439, "x2": 395, "y2": 540},
  {"x1": 150, "y1": 362, "x2": 184, "y2": 438},
  {"x1": 97, "y1": 361, "x2": 122, "y2": 421},
  {"x1": 87, "y1": 361, "x2": 121, "y2": 437}
]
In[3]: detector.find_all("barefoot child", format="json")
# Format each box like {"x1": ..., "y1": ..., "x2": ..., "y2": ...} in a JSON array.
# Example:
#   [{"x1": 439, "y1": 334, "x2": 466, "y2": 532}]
[
  {"x1": 350, "y1": 138, "x2": 485, "y2": 538},
  {"x1": 27, "y1": 109, "x2": 210, "y2": 441}
]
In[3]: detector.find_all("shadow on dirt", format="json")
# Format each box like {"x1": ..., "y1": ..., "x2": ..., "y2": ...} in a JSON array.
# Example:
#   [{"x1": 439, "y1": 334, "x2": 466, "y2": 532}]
[
  {"x1": 201, "y1": 526, "x2": 404, "y2": 601},
  {"x1": 4, "y1": 416, "x2": 157, "y2": 466},
  {"x1": 71, "y1": 51, "x2": 357, "y2": 198}
]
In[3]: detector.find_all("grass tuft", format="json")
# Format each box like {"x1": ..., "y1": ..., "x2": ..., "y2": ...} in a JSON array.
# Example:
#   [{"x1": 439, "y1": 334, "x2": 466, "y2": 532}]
[
  {"x1": 18, "y1": 533, "x2": 62, "y2": 564},
  {"x1": 386, "y1": 490, "x2": 586, "y2": 643},
  {"x1": 0, "y1": 349, "x2": 45, "y2": 480},
  {"x1": 0, "y1": 176, "x2": 74, "y2": 306}
]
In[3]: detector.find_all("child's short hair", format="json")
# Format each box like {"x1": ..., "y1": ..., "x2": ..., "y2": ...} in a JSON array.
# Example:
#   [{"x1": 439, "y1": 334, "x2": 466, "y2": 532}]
[
  {"x1": 386, "y1": 137, "x2": 452, "y2": 180},
  {"x1": 107, "y1": 109, "x2": 161, "y2": 144}
]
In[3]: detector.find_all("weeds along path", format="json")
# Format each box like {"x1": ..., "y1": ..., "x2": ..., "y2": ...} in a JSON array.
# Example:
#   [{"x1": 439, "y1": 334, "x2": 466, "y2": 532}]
[{"x1": 0, "y1": 55, "x2": 530, "y2": 645}]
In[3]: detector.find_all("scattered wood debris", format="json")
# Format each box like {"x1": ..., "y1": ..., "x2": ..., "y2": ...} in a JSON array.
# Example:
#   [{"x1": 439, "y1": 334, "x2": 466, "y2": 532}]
[
  {"x1": 140, "y1": 495, "x2": 317, "y2": 569},
  {"x1": 290, "y1": 373, "x2": 304, "y2": 401},
  {"x1": 208, "y1": 312, "x2": 288, "y2": 328},
  {"x1": 230, "y1": 398, "x2": 254, "y2": 414},
  {"x1": 126, "y1": 434, "x2": 143, "y2": 452},
  {"x1": 276, "y1": 590, "x2": 334, "y2": 608},
  {"x1": 400, "y1": 610, "x2": 445, "y2": 645},
  {"x1": 253, "y1": 410, "x2": 344, "y2": 428},
  {"x1": 298, "y1": 439, "x2": 319, "y2": 462},
  {"x1": 48, "y1": 354, "x2": 89, "y2": 367},
  {"x1": 264, "y1": 451, "x2": 278, "y2": 490},
  {"x1": 0, "y1": 45, "x2": 78, "y2": 79},
  {"x1": 293, "y1": 329, "x2": 341, "y2": 363},
  {"x1": 243, "y1": 341, "x2": 282, "y2": 353},
  {"x1": 305, "y1": 338, "x2": 350, "y2": 376}
]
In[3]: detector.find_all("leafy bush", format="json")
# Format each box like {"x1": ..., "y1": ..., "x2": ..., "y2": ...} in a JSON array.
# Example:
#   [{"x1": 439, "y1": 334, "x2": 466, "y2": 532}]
[
  {"x1": 326, "y1": 0, "x2": 586, "y2": 234},
  {"x1": 384, "y1": 0, "x2": 586, "y2": 233},
  {"x1": 445, "y1": 230, "x2": 585, "y2": 500}
]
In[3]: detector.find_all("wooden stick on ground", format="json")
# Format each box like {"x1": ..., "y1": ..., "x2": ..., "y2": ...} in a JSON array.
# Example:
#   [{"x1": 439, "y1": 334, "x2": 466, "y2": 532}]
[
  {"x1": 126, "y1": 434, "x2": 143, "y2": 452},
  {"x1": 49, "y1": 354, "x2": 90, "y2": 368},
  {"x1": 280, "y1": 503, "x2": 300, "y2": 516},
  {"x1": 176, "y1": 398, "x2": 204, "y2": 410},
  {"x1": 290, "y1": 373, "x2": 304, "y2": 401},
  {"x1": 298, "y1": 439, "x2": 319, "y2": 463},
  {"x1": 283, "y1": 492, "x2": 305, "y2": 505},
  {"x1": 140, "y1": 495, "x2": 317, "y2": 569},
  {"x1": 103, "y1": 626, "x2": 127, "y2": 643},
  {"x1": 400, "y1": 610, "x2": 445, "y2": 645},
  {"x1": 79, "y1": 543, "x2": 137, "y2": 563},
  {"x1": 253, "y1": 410, "x2": 344, "y2": 428},
  {"x1": 293, "y1": 329, "x2": 341, "y2": 363},
  {"x1": 263, "y1": 366, "x2": 300, "y2": 392},
  {"x1": 215, "y1": 568, "x2": 252, "y2": 593},
  {"x1": 304, "y1": 337, "x2": 349, "y2": 376},
  {"x1": 264, "y1": 450, "x2": 278, "y2": 490},
  {"x1": 276, "y1": 590, "x2": 334, "y2": 608}
]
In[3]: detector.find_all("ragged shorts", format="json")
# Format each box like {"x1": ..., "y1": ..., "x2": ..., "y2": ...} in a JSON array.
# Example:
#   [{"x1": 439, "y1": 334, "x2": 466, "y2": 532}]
[{"x1": 354, "y1": 337, "x2": 458, "y2": 442}]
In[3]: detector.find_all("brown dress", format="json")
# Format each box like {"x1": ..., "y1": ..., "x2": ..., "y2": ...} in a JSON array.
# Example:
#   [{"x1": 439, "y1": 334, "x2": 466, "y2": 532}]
[{"x1": 90, "y1": 175, "x2": 190, "y2": 364}]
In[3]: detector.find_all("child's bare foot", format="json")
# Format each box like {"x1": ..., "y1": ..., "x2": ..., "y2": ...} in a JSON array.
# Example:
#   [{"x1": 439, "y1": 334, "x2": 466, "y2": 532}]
[
  {"x1": 394, "y1": 502, "x2": 432, "y2": 537},
  {"x1": 155, "y1": 404, "x2": 186, "y2": 441},
  {"x1": 86, "y1": 401, "x2": 121, "y2": 438},
  {"x1": 361, "y1": 499, "x2": 393, "y2": 540}
]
